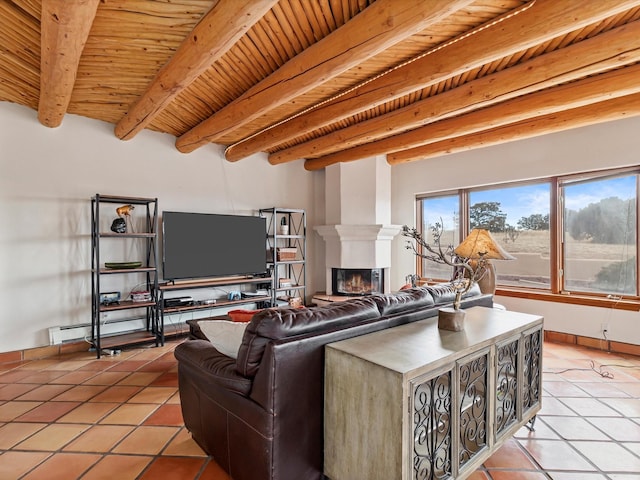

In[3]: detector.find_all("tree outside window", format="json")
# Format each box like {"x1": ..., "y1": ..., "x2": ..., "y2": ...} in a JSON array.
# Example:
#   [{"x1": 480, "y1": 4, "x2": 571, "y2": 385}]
[
  {"x1": 417, "y1": 169, "x2": 639, "y2": 298},
  {"x1": 469, "y1": 185, "x2": 550, "y2": 289},
  {"x1": 562, "y1": 175, "x2": 637, "y2": 295}
]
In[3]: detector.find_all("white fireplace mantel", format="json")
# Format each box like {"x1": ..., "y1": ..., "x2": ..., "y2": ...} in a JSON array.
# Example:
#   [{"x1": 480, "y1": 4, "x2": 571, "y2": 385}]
[
  {"x1": 315, "y1": 224, "x2": 402, "y2": 294},
  {"x1": 315, "y1": 224, "x2": 402, "y2": 243}
]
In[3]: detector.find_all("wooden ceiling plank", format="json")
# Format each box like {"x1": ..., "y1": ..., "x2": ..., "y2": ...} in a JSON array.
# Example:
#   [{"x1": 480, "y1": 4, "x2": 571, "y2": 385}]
[
  {"x1": 319, "y1": 0, "x2": 338, "y2": 32},
  {"x1": 114, "y1": 0, "x2": 278, "y2": 141},
  {"x1": 270, "y1": 3, "x2": 305, "y2": 54},
  {"x1": 38, "y1": 0, "x2": 101, "y2": 128},
  {"x1": 306, "y1": 0, "x2": 330, "y2": 39},
  {"x1": 302, "y1": 63, "x2": 640, "y2": 170},
  {"x1": 386, "y1": 93, "x2": 640, "y2": 165},
  {"x1": 227, "y1": 0, "x2": 640, "y2": 162},
  {"x1": 175, "y1": 0, "x2": 475, "y2": 153},
  {"x1": 245, "y1": 24, "x2": 282, "y2": 71},
  {"x1": 268, "y1": 20, "x2": 640, "y2": 164},
  {"x1": 287, "y1": 1, "x2": 316, "y2": 47}
]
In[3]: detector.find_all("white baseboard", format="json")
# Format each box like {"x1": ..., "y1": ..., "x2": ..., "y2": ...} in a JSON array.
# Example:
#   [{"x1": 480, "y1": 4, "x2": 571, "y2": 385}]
[{"x1": 48, "y1": 318, "x2": 147, "y2": 345}]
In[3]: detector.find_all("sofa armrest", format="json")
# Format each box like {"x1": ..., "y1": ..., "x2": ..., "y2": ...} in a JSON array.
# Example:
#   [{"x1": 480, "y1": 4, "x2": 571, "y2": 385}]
[{"x1": 174, "y1": 339, "x2": 252, "y2": 396}]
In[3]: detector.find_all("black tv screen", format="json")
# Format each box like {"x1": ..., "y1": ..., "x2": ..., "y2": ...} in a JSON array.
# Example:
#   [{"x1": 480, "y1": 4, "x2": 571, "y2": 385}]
[{"x1": 162, "y1": 211, "x2": 267, "y2": 280}]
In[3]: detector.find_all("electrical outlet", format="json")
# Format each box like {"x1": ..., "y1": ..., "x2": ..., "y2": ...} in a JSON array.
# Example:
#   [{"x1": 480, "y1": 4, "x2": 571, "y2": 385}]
[{"x1": 601, "y1": 322, "x2": 609, "y2": 335}]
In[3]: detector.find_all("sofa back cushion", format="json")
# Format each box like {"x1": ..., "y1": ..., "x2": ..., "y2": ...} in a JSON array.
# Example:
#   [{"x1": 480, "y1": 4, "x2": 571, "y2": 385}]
[
  {"x1": 236, "y1": 298, "x2": 380, "y2": 378},
  {"x1": 370, "y1": 287, "x2": 435, "y2": 316},
  {"x1": 425, "y1": 281, "x2": 482, "y2": 304}
]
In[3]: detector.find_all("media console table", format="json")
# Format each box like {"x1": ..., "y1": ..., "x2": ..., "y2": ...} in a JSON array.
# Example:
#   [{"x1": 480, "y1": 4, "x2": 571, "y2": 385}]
[{"x1": 324, "y1": 306, "x2": 543, "y2": 480}]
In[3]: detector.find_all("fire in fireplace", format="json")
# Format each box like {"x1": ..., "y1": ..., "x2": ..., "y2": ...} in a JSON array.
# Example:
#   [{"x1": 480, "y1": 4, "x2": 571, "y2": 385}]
[{"x1": 332, "y1": 268, "x2": 383, "y2": 296}]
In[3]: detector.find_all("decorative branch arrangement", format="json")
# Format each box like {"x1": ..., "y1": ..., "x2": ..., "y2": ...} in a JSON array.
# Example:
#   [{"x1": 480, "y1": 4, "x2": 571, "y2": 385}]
[{"x1": 401, "y1": 222, "x2": 489, "y2": 310}]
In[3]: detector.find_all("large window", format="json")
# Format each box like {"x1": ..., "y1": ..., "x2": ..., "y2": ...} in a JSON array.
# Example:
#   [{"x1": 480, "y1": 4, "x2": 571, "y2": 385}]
[
  {"x1": 469, "y1": 184, "x2": 551, "y2": 290},
  {"x1": 562, "y1": 174, "x2": 637, "y2": 296},
  {"x1": 417, "y1": 168, "x2": 639, "y2": 301}
]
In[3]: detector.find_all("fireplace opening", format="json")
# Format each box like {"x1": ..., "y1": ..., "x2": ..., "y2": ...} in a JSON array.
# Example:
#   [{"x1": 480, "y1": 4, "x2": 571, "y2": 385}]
[{"x1": 332, "y1": 268, "x2": 383, "y2": 296}]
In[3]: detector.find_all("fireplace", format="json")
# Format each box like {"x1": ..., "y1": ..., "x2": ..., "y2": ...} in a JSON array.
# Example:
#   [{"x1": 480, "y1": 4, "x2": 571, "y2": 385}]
[{"x1": 332, "y1": 268, "x2": 383, "y2": 296}]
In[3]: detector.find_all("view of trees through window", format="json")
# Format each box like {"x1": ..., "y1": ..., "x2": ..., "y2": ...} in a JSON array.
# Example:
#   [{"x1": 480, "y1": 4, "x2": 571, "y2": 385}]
[
  {"x1": 562, "y1": 175, "x2": 636, "y2": 295},
  {"x1": 417, "y1": 170, "x2": 639, "y2": 297},
  {"x1": 469, "y1": 184, "x2": 550, "y2": 289}
]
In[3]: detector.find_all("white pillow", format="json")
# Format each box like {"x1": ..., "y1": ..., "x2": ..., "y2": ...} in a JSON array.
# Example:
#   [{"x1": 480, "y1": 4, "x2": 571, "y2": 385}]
[{"x1": 197, "y1": 320, "x2": 248, "y2": 359}]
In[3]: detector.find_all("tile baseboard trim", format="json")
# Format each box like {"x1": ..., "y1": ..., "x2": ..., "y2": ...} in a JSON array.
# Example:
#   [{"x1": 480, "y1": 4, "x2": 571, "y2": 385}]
[
  {"x1": 0, "y1": 340, "x2": 90, "y2": 365},
  {"x1": 544, "y1": 330, "x2": 640, "y2": 357}
]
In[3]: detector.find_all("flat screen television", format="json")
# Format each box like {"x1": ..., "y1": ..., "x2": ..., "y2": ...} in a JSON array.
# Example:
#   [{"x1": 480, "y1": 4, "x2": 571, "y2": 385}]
[{"x1": 162, "y1": 211, "x2": 267, "y2": 281}]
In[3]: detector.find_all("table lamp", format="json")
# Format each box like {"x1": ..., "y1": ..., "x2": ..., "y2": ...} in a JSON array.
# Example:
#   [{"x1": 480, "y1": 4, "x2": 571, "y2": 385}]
[{"x1": 453, "y1": 228, "x2": 515, "y2": 295}]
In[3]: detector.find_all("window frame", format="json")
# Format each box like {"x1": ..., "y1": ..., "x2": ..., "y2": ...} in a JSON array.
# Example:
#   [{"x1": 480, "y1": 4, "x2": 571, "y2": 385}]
[
  {"x1": 414, "y1": 191, "x2": 463, "y2": 282},
  {"x1": 415, "y1": 167, "x2": 640, "y2": 311}
]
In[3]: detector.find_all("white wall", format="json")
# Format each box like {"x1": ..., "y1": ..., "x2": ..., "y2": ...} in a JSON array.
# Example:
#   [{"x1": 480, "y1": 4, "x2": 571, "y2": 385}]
[
  {"x1": 3, "y1": 99, "x2": 639, "y2": 351},
  {"x1": 0, "y1": 102, "x2": 325, "y2": 352},
  {"x1": 391, "y1": 116, "x2": 640, "y2": 346}
]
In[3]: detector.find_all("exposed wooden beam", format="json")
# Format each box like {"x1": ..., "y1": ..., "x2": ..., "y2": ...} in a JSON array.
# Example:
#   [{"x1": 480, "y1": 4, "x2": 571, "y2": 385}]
[
  {"x1": 38, "y1": 0, "x2": 100, "y2": 128},
  {"x1": 269, "y1": 20, "x2": 640, "y2": 164},
  {"x1": 386, "y1": 93, "x2": 640, "y2": 165},
  {"x1": 175, "y1": 0, "x2": 475, "y2": 153},
  {"x1": 114, "y1": 0, "x2": 277, "y2": 141},
  {"x1": 227, "y1": 0, "x2": 640, "y2": 162},
  {"x1": 303, "y1": 63, "x2": 640, "y2": 170}
]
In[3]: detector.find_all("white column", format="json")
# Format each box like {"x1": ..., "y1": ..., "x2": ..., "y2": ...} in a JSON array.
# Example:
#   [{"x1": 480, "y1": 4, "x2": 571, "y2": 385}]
[{"x1": 316, "y1": 156, "x2": 402, "y2": 293}]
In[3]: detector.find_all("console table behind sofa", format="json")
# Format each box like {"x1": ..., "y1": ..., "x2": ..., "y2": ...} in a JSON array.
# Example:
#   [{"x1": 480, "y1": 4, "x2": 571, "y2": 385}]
[{"x1": 325, "y1": 306, "x2": 543, "y2": 480}]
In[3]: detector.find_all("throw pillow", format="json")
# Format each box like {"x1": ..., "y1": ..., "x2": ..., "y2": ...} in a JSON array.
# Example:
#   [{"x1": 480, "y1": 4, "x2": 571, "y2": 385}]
[
  {"x1": 227, "y1": 309, "x2": 261, "y2": 323},
  {"x1": 197, "y1": 320, "x2": 248, "y2": 359}
]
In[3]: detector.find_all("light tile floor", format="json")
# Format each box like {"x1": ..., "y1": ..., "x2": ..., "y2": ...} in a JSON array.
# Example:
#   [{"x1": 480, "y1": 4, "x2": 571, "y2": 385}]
[{"x1": 0, "y1": 339, "x2": 638, "y2": 479}]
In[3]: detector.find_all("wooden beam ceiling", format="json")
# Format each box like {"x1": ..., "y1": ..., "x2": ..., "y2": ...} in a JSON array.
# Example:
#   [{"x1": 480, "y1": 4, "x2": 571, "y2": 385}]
[
  {"x1": 114, "y1": 0, "x2": 278, "y2": 141},
  {"x1": 226, "y1": 0, "x2": 640, "y2": 163},
  {"x1": 3, "y1": 1, "x2": 639, "y2": 168},
  {"x1": 38, "y1": 0, "x2": 100, "y2": 128},
  {"x1": 174, "y1": 0, "x2": 475, "y2": 153},
  {"x1": 385, "y1": 93, "x2": 640, "y2": 165},
  {"x1": 270, "y1": 19, "x2": 640, "y2": 165},
  {"x1": 303, "y1": 64, "x2": 640, "y2": 170}
]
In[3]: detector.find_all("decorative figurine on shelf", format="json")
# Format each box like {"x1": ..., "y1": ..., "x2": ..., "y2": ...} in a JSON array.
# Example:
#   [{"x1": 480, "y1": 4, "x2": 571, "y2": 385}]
[
  {"x1": 111, "y1": 204, "x2": 135, "y2": 233},
  {"x1": 110, "y1": 217, "x2": 127, "y2": 233},
  {"x1": 116, "y1": 204, "x2": 135, "y2": 217}
]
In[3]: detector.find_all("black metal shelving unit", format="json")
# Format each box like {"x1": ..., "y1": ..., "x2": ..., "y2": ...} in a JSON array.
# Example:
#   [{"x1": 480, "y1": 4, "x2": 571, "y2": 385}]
[
  {"x1": 91, "y1": 194, "x2": 160, "y2": 358},
  {"x1": 259, "y1": 207, "x2": 306, "y2": 306}
]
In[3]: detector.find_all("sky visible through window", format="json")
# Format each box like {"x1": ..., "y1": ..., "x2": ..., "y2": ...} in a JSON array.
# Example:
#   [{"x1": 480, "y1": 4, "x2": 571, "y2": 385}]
[
  {"x1": 422, "y1": 196, "x2": 458, "y2": 230},
  {"x1": 424, "y1": 176, "x2": 635, "y2": 231},
  {"x1": 563, "y1": 175, "x2": 636, "y2": 210},
  {"x1": 471, "y1": 184, "x2": 549, "y2": 227}
]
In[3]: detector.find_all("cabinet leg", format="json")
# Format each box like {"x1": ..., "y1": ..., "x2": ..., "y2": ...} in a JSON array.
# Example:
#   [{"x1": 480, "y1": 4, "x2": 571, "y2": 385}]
[{"x1": 525, "y1": 415, "x2": 537, "y2": 432}]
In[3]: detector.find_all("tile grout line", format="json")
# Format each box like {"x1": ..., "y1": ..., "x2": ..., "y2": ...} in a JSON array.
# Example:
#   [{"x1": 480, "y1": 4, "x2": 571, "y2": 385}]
[
  {"x1": 526, "y1": 381, "x2": 640, "y2": 477},
  {"x1": 2, "y1": 340, "x2": 638, "y2": 480},
  {"x1": 1, "y1": 342, "x2": 189, "y2": 480}
]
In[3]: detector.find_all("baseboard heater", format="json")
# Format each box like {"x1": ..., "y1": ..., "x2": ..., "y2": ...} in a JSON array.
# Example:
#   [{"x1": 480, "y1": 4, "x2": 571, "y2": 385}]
[{"x1": 48, "y1": 316, "x2": 148, "y2": 345}]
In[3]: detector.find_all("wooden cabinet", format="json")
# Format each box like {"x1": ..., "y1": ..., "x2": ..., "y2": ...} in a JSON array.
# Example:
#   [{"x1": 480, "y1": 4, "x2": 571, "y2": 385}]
[
  {"x1": 324, "y1": 306, "x2": 543, "y2": 480},
  {"x1": 91, "y1": 194, "x2": 160, "y2": 358}
]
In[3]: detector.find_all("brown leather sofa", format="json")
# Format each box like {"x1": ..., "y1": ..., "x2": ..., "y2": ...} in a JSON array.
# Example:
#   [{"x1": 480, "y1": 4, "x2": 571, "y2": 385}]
[{"x1": 174, "y1": 283, "x2": 492, "y2": 480}]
